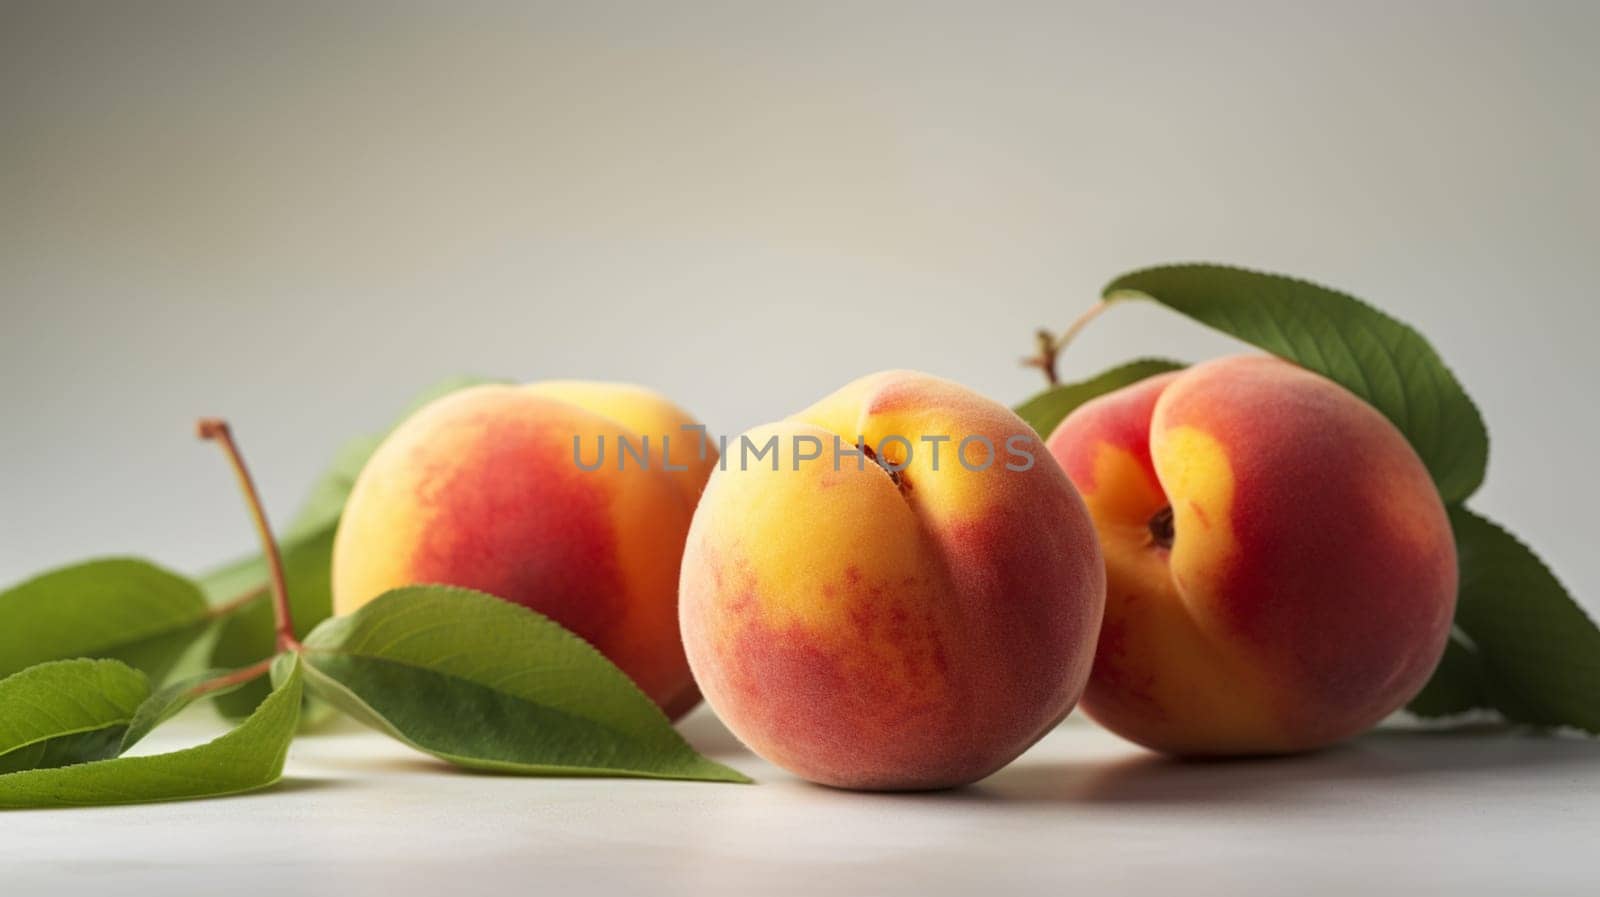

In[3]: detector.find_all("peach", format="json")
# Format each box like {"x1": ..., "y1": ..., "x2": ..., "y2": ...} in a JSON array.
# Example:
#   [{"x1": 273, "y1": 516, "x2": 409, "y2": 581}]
[
  {"x1": 1046, "y1": 355, "x2": 1457, "y2": 755},
  {"x1": 679, "y1": 371, "x2": 1105, "y2": 790},
  {"x1": 332, "y1": 381, "x2": 716, "y2": 719}
]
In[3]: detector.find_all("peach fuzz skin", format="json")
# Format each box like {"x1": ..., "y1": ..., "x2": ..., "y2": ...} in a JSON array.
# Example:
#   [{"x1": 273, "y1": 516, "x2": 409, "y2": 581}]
[
  {"x1": 1047, "y1": 355, "x2": 1457, "y2": 756},
  {"x1": 679, "y1": 371, "x2": 1106, "y2": 790},
  {"x1": 332, "y1": 381, "x2": 716, "y2": 720}
]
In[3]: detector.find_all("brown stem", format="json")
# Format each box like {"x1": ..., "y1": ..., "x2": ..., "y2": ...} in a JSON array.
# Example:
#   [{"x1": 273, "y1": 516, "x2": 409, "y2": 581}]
[
  {"x1": 1022, "y1": 300, "x2": 1110, "y2": 387},
  {"x1": 1148, "y1": 505, "x2": 1175, "y2": 550},
  {"x1": 187, "y1": 656, "x2": 276, "y2": 699},
  {"x1": 1020, "y1": 328, "x2": 1061, "y2": 386},
  {"x1": 206, "y1": 583, "x2": 270, "y2": 620},
  {"x1": 197, "y1": 419, "x2": 302, "y2": 652}
]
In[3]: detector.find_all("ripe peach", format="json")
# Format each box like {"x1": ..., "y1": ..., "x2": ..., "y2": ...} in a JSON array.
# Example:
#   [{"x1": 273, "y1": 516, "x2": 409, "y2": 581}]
[
  {"x1": 679, "y1": 371, "x2": 1106, "y2": 790},
  {"x1": 1046, "y1": 355, "x2": 1457, "y2": 755},
  {"x1": 332, "y1": 381, "x2": 715, "y2": 719}
]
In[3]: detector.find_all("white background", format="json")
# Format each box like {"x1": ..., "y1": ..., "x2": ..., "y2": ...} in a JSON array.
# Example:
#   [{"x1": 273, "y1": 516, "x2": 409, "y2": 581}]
[{"x1": 4, "y1": 1, "x2": 1595, "y2": 612}]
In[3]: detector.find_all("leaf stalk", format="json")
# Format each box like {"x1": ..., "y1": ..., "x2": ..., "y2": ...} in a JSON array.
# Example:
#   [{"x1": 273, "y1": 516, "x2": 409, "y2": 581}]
[
  {"x1": 1023, "y1": 300, "x2": 1109, "y2": 386},
  {"x1": 187, "y1": 656, "x2": 277, "y2": 700}
]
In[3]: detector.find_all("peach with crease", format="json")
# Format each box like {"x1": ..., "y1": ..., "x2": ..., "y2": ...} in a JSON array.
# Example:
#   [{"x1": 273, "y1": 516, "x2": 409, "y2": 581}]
[
  {"x1": 1046, "y1": 355, "x2": 1457, "y2": 755},
  {"x1": 678, "y1": 370, "x2": 1106, "y2": 790}
]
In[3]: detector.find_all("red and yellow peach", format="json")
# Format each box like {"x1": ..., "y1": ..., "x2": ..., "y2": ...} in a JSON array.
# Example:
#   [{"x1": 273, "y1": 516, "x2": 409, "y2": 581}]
[
  {"x1": 332, "y1": 381, "x2": 715, "y2": 719},
  {"x1": 1046, "y1": 355, "x2": 1457, "y2": 755},
  {"x1": 679, "y1": 370, "x2": 1106, "y2": 790}
]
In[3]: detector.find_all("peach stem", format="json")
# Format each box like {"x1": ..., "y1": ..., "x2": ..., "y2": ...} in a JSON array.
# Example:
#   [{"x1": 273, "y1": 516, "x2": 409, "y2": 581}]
[
  {"x1": 187, "y1": 655, "x2": 276, "y2": 699},
  {"x1": 197, "y1": 418, "x2": 302, "y2": 652},
  {"x1": 1023, "y1": 300, "x2": 1109, "y2": 386},
  {"x1": 206, "y1": 583, "x2": 270, "y2": 620}
]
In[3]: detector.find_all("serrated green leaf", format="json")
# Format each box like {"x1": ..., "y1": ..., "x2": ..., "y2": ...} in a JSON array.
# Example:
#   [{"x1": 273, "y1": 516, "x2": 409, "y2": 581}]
[
  {"x1": 300, "y1": 586, "x2": 749, "y2": 783},
  {"x1": 0, "y1": 659, "x2": 151, "y2": 774},
  {"x1": 1444, "y1": 507, "x2": 1600, "y2": 732},
  {"x1": 197, "y1": 376, "x2": 500, "y2": 719},
  {"x1": 0, "y1": 559, "x2": 212, "y2": 684},
  {"x1": 1406, "y1": 632, "x2": 1489, "y2": 719},
  {"x1": 0, "y1": 654, "x2": 303, "y2": 809},
  {"x1": 119, "y1": 667, "x2": 258, "y2": 752},
  {"x1": 1102, "y1": 264, "x2": 1488, "y2": 503},
  {"x1": 1014, "y1": 358, "x2": 1186, "y2": 438}
]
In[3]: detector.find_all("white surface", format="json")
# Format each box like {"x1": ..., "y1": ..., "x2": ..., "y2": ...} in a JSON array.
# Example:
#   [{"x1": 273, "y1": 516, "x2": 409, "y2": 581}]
[{"x1": 4, "y1": 709, "x2": 1597, "y2": 895}]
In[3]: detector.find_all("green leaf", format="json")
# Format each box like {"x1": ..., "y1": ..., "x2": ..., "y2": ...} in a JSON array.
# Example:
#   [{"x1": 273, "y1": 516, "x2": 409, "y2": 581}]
[
  {"x1": 197, "y1": 376, "x2": 500, "y2": 718},
  {"x1": 1014, "y1": 358, "x2": 1186, "y2": 438},
  {"x1": 1406, "y1": 632, "x2": 1488, "y2": 719},
  {"x1": 0, "y1": 660, "x2": 151, "y2": 774},
  {"x1": 119, "y1": 667, "x2": 257, "y2": 752},
  {"x1": 283, "y1": 438, "x2": 383, "y2": 536},
  {"x1": 202, "y1": 524, "x2": 336, "y2": 719},
  {"x1": 1441, "y1": 507, "x2": 1600, "y2": 732},
  {"x1": 1102, "y1": 264, "x2": 1489, "y2": 503},
  {"x1": 300, "y1": 586, "x2": 749, "y2": 783},
  {"x1": 0, "y1": 559, "x2": 213, "y2": 684},
  {"x1": 286, "y1": 374, "x2": 500, "y2": 536},
  {"x1": 0, "y1": 654, "x2": 303, "y2": 809}
]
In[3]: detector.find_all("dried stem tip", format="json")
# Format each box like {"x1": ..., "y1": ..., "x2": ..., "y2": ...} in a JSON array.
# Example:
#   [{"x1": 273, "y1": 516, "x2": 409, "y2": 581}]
[{"x1": 196, "y1": 418, "x2": 230, "y2": 441}]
